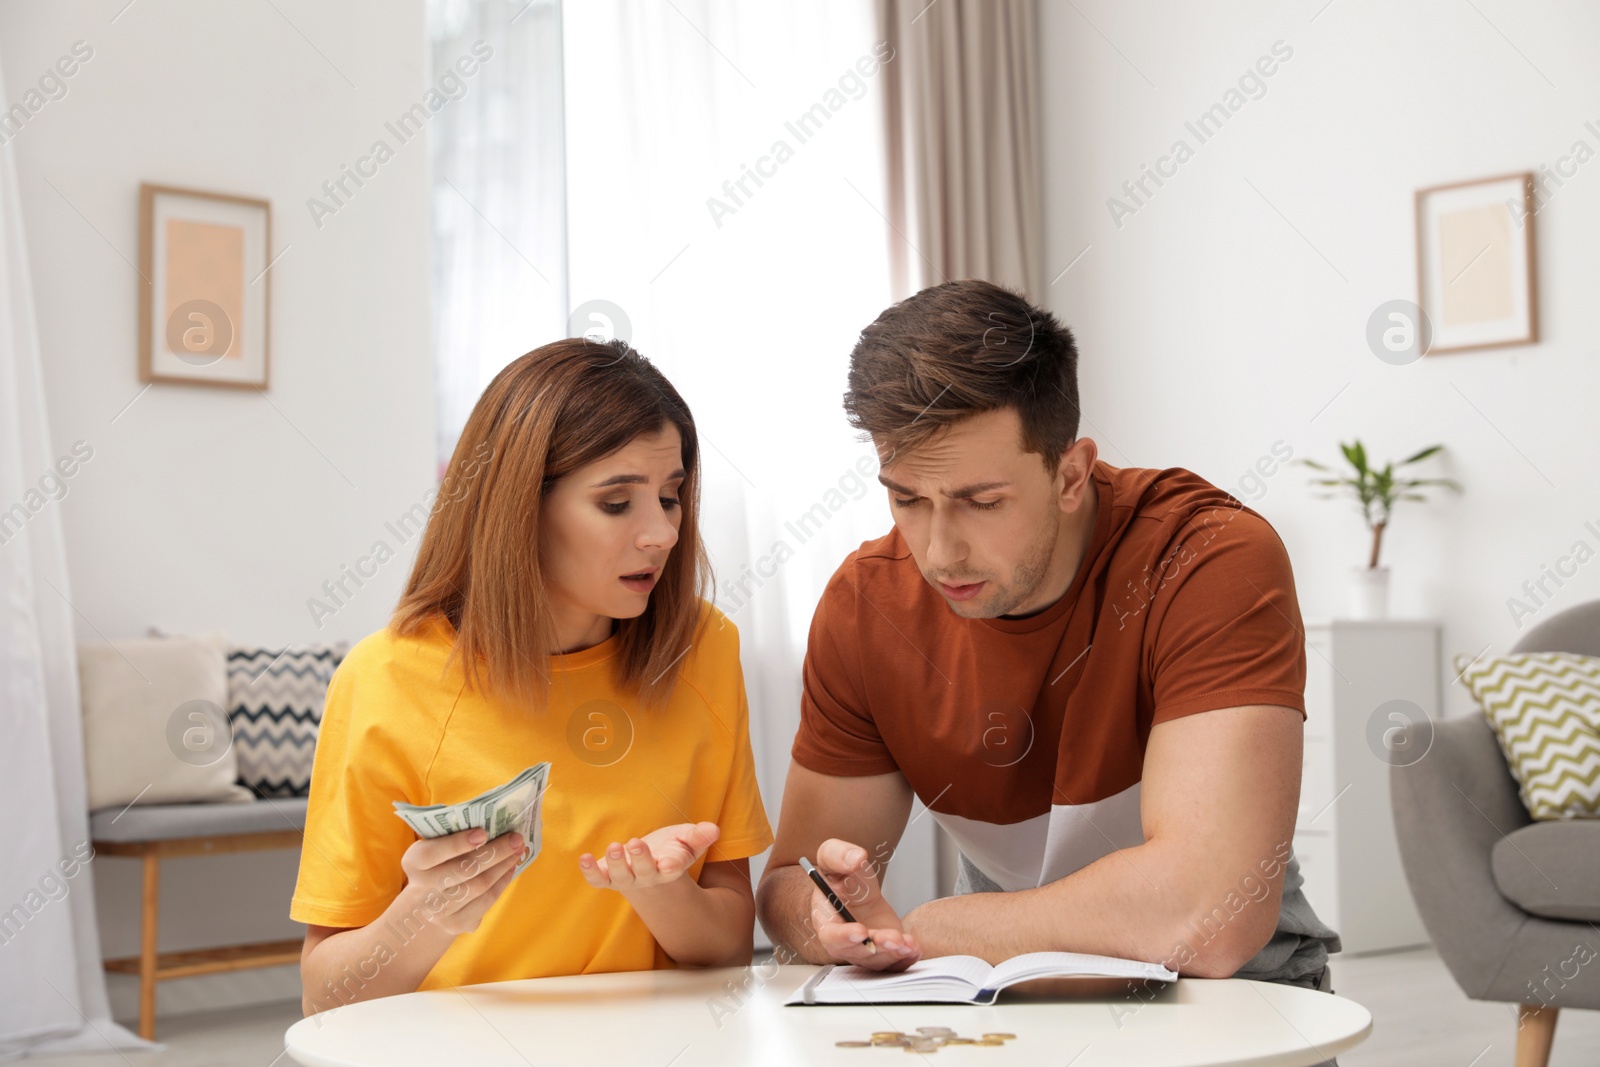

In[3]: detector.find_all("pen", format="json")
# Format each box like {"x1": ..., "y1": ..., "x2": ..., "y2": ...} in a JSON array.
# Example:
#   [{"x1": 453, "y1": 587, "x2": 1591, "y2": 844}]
[{"x1": 799, "y1": 855, "x2": 877, "y2": 955}]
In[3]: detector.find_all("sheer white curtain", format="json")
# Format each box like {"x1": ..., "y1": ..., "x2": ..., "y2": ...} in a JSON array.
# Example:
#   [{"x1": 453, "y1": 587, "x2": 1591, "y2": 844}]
[
  {"x1": 559, "y1": 1, "x2": 938, "y2": 915},
  {"x1": 429, "y1": 0, "x2": 568, "y2": 475},
  {"x1": 0, "y1": 54, "x2": 144, "y2": 1059}
]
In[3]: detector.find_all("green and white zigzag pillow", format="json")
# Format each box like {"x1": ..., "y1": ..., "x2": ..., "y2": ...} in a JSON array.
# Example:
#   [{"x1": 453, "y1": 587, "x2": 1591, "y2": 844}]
[{"x1": 1456, "y1": 651, "x2": 1600, "y2": 820}]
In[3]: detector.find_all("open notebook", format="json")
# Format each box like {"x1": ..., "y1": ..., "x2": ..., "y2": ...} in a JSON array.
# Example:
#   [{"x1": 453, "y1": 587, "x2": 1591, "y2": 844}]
[{"x1": 786, "y1": 951, "x2": 1178, "y2": 1006}]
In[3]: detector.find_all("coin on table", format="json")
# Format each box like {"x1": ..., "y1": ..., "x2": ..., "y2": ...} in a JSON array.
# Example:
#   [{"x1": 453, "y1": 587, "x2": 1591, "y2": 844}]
[
  {"x1": 872, "y1": 1032, "x2": 907, "y2": 1039},
  {"x1": 835, "y1": 1040, "x2": 872, "y2": 1047},
  {"x1": 983, "y1": 1032, "x2": 1018, "y2": 1040},
  {"x1": 917, "y1": 1026, "x2": 956, "y2": 1035}
]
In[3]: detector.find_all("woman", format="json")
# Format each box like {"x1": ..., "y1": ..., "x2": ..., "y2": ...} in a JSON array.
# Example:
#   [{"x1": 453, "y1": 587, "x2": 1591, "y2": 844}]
[{"x1": 292, "y1": 338, "x2": 772, "y2": 1012}]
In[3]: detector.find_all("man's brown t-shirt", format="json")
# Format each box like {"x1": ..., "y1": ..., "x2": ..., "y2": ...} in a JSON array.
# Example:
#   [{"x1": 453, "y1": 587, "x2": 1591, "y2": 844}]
[{"x1": 792, "y1": 460, "x2": 1338, "y2": 981}]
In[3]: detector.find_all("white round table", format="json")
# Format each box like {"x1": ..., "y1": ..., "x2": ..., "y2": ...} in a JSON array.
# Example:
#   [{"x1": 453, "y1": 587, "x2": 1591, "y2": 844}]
[{"x1": 285, "y1": 964, "x2": 1370, "y2": 1066}]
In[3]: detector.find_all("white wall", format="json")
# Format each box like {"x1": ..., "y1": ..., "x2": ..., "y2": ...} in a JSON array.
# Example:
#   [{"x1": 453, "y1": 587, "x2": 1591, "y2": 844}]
[
  {"x1": 1039, "y1": 0, "x2": 1600, "y2": 717},
  {"x1": 2, "y1": 0, "x2": 436, "y2": 1016}
]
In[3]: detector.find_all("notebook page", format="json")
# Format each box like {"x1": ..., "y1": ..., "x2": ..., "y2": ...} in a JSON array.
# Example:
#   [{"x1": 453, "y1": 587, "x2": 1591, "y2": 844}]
[
  {"x1": 820, "y1": 955, "x2": 995, "y2": 997},
  {"x1": 985, "y1": 951, "x2": 1178, "y2": 989}
]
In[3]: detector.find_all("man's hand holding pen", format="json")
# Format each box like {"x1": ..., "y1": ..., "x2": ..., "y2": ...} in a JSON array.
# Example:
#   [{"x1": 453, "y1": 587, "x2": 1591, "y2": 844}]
[{"x1": 806, "y1": 838, "x2": 922, "y2": 972}]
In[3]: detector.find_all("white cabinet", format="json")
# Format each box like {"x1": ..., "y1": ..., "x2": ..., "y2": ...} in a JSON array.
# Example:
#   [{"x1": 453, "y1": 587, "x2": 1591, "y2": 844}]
[{"x1": 1294, "y1": 620, "x2": 1436, "y2": 955}]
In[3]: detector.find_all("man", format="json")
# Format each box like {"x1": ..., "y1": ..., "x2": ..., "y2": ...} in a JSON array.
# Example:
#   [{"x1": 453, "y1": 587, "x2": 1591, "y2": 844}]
[{"x1": 755, "y1": 280, "x2": 1341, "y2": 1019}]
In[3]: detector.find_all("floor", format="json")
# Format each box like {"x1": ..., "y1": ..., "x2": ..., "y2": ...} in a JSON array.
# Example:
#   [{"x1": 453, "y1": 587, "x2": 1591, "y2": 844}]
[
  {"x1": 1329, "y1": 947, "x2": 1600, "y2": 1066},
  {"x1": 26, "y1": 947, "x2": 1600, "y2": 1065}
]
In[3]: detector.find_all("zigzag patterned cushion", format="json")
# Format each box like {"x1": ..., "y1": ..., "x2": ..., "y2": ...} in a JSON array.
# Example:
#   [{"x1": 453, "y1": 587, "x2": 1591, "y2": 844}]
[
  {"x1": 227, "y1": 643, "x2": 347, "y2": 798},
  {"x1": 1457, "y1": 651, "x2": 1600, "y2": 820}
]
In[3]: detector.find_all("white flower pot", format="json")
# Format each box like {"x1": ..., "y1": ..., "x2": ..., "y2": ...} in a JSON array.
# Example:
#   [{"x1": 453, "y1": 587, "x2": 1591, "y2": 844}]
[{"x1": 1348, "y1": 566, "x2": 1390, "y2": 620}]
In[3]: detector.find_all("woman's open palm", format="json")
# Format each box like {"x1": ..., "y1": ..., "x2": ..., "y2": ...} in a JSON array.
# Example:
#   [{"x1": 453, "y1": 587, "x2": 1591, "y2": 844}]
[{"x1": 579, "y1": 821, "x2": 721, "y2": 892}]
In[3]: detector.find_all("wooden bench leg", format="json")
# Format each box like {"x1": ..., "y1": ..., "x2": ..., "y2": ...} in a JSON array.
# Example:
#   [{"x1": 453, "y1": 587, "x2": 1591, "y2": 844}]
[
  {"x1": 98, "y1": 829, "x2": 307, "y2": 1038},
  {"x1": 1516, "y1": 1004, "x2": 1559, "y2": 1067},
  {"x1": 138, "y1": 852, "x2": 159, "y2": 1041}
]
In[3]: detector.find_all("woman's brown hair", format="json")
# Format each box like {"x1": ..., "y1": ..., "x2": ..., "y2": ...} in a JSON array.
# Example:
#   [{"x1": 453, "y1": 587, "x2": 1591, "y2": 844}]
[{"x1": 392, "y1": 337, "x2": 710, "y2": 710}]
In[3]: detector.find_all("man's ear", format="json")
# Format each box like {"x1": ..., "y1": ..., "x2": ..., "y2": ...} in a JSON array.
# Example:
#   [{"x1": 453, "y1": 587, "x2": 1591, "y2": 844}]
[{"x1": 1056, "y1": 438, "x2": 1098, "y2": 513}]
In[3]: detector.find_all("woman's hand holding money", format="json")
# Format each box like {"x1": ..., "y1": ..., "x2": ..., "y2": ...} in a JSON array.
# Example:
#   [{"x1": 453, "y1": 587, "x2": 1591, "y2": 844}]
[{"x1": 398, "y1": 827, "x2": 526, "y2": 936}]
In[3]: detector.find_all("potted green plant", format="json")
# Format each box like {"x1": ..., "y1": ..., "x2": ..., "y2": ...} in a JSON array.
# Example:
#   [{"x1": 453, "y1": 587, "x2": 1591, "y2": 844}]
[{"x1": 1301, "y1": 441, "x2": 1462, "y2": 618}]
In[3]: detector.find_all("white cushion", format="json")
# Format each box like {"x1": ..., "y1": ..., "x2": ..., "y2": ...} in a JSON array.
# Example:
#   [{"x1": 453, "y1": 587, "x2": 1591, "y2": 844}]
[{"x1": 79, "y1": 632, "x2": 254, "y2": 811}]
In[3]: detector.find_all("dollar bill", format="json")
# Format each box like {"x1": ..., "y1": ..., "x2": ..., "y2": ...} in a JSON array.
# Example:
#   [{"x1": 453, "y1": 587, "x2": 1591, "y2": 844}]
[{"x1": 392, "y1": 763, "x2": 550, "y2": 876}]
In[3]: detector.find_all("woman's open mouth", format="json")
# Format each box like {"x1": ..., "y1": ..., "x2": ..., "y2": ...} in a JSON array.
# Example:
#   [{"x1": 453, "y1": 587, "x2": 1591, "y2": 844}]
[{"x1": 620, "y1": 569, "x2": 659, "y2": 593}]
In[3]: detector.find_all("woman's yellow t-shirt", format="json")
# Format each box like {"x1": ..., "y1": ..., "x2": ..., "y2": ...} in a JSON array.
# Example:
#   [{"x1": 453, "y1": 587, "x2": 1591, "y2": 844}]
[{"x1": 289, "y1": 603, "x2": 773, "y2": 990}]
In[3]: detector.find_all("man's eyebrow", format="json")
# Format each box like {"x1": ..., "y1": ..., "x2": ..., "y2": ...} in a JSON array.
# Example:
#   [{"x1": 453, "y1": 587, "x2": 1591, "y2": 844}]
[
  {"x1": 590, "y1": 468, "x2": 687, "y2": 489},
  {"x1": 876, "y1": 475, "x2": 1011, "y2": 499},
  {"x1": 946, "y1": 480, "x2": 1011, "y2": 500}
]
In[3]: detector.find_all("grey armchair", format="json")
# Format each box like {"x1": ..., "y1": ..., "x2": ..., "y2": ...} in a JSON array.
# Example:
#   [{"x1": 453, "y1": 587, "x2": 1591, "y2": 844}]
[{"x1": 1392, "y1": 599, "x2": 1600, "y2": 1067}]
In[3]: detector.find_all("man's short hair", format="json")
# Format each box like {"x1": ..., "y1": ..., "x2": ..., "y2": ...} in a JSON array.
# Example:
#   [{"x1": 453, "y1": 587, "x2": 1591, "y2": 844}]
[{"x1": 844, "y1": 279, "x2": 1080, "y2": 470}]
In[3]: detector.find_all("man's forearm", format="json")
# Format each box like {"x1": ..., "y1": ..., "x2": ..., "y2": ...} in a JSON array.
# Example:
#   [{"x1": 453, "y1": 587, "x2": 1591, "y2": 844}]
[
  {"x1": 903, "y1": 839, "x2": 1280, "y2": 977},
  {"x1": 754, "y1": 864, "x2": 832, "y2": 964}
]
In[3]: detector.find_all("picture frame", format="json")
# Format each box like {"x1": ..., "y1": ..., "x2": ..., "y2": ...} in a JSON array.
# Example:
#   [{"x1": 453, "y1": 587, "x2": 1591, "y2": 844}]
[
  {"x1": 1414, "y1": 172, "x2": 1538, "y2": 355},
  {"x1": 138, "y1": 183, "x2": 271, "y2": 388}
]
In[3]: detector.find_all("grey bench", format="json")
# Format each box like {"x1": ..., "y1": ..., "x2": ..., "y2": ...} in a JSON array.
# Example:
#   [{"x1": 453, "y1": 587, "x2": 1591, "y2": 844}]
[{"x1": 91, "y1": 797, "x2": 308, "y2": 1039}]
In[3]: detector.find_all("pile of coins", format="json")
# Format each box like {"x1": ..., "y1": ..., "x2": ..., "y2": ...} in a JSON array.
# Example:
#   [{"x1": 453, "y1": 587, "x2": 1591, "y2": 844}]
[{"x1": 835, "y1": 1026, "x2": 1018, "y2": 1052}]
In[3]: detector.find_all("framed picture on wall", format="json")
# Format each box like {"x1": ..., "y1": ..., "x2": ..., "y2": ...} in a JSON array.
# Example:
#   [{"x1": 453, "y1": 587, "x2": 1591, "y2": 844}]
[
  {"x1": 1414, "y1": 172, "x2": 1538, "y2": 355},
  {"x1": 138, "y1": 183, "x2": 271, "y2": 388}
]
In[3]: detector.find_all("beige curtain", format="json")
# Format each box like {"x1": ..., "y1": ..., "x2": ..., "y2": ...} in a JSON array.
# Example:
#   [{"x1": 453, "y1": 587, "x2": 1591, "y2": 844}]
[{"x1": 878, "y1": 0, "x2": 1044, "y2": 300}]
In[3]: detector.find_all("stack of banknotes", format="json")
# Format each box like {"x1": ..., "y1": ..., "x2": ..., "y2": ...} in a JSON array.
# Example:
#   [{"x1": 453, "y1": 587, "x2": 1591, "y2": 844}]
[{"x1": 392, "y1": 764, "x2": 550, "y2": 877}]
